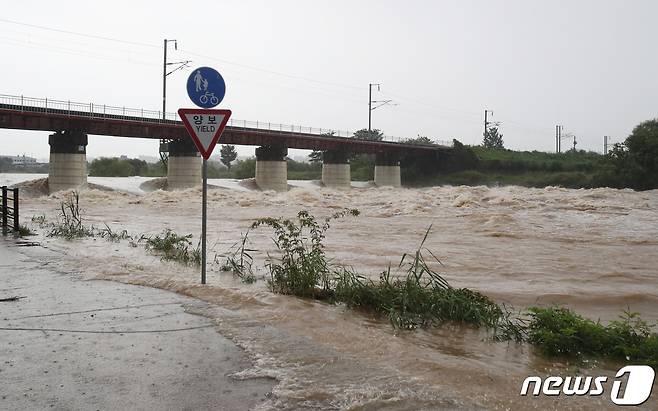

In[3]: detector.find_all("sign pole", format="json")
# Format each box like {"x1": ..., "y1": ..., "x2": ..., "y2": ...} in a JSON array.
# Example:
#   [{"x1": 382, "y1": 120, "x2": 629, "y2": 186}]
[{"x1": 201, "y1": 158, "x2": 208, "y2": 284}]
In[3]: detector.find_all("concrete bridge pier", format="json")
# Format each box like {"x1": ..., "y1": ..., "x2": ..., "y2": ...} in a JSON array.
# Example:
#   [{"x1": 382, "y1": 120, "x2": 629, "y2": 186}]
[
  {"x1": 167, "y1": 138, "x2": 201, "y2": 190},
  {"x1": 48, "y1": 130, "x2": 88, "y2": 193},
  {"x1": 374, "y1": 152, "x2": 401, "y2": 187},
  {"x1": 321, "y1": 150, "x2": 350, "y2": 189},
  {"x1": 255, "y1": 145, "x2": 288, "y2": 191}
]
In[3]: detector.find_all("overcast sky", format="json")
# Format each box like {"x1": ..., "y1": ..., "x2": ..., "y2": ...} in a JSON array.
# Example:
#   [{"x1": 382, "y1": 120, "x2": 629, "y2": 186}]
[{"x1": 1, "y1": 0, "x2": 657, "y2": 161}]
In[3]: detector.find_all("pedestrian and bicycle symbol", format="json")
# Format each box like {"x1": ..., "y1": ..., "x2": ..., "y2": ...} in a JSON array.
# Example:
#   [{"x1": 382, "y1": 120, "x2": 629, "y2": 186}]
[{"x1": 186, "y1": 66, "x2": 226, "y2": 108}]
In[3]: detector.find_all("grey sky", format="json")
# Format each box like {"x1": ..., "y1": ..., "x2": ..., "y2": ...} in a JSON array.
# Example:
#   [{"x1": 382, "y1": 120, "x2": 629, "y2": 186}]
[{"x1": 1, "y1": 0, "x2": 657, "y2": 161}]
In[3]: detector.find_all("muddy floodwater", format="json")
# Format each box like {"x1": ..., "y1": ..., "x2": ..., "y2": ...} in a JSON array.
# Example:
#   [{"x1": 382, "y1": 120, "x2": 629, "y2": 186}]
[{"x1": 3, "y1": 173, "x2": 657, "y2": 410}]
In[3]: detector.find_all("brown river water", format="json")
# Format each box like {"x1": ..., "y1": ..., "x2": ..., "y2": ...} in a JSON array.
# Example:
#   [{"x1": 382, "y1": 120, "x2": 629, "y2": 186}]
[{"x1": 6, "y1": 177, "x2": 658, "y2": 410}]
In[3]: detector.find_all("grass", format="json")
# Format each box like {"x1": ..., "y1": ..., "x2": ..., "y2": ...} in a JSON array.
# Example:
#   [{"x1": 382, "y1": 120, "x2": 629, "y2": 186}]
[
  {"x1": 219, "y1": 229, "x2": 257, "y2": 283},
  {"x1": 248, "y1": 210, "x2": 658, "y2": 367},
  {"x1": 334, "y1": 227, "x2": 503, "y2": 329},
  {"x1": 250, "y1": 212, "x2": 504, "y2": 329},
  {"x1": 525, "y1": 307, "x2": 658, "y2": 367},
  {"x1": 251, "y1": 209, "x2": 360, "y2": 298},
  {"x1": 47, "y1": 192, "x2": 95, "y2": 239},
  {"x1": 145, "y1": 229, "x2": 201, "y2": 266},
  {"x1": 16, "y1": 225, "x2": 34, "y2": 237},
  {"x1": 98, "y1": 223, "x2": 132, "y2": 242}
]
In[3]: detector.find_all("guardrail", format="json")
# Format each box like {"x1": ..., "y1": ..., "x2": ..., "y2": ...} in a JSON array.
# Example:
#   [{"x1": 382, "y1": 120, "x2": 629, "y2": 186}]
[
  {"x1": 1, "y1": 186, "x2": 19, "y2": 234},
  {"x1": 0, "y1": 93, "x2": 453, "y2": 147}
]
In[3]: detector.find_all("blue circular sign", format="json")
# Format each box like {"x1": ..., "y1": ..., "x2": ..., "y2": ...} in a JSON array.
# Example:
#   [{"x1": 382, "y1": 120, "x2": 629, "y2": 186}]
[{"x1": 186, "y1": 67, "x2": 226, "y2": 108}]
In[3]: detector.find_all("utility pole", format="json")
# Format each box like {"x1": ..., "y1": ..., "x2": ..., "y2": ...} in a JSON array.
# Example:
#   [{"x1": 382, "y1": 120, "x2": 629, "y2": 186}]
[
  {"x1": 555, "y1": 125, "x2": 564, "y2": 153},
  {"x1": 160, "y1": 39, "x2": 191, "y2": 166},
  {"x1": 555, "y1": 125, "x2": 558, "y2": 153},
  {"x1": 162, "y1": 39, "x2": 176, "y2": 120},
  {"x1": 484, "y1": 109, "x2": 493, "y2": 140},
  {"x1": 604, "y1": 135, "x2": 609, "y2": 154},
  {"x1": 368, "y1": 83, "x2": 394, "y2": 132},
  {"x1": 368, "y1": 83, "x2": 379, "y2": 132}
]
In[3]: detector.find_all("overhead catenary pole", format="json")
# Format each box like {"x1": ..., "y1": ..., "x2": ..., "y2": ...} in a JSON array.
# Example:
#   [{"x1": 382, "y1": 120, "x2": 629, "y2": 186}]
[
  {"x1": 368, "y1": 83, "x2": 380, "y2": 131},
  {"x1": 484, "y1": 109, "x2": 493, "y2": 141}
]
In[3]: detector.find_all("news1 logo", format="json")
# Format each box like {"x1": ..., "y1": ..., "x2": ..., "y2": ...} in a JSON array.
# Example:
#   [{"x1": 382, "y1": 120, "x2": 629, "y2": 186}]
[{"x1": 520, "y1": 365, "x2": 655, "y2": 405}]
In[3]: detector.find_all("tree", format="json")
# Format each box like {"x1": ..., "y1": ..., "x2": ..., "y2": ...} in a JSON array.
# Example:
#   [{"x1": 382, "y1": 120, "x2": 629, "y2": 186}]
[
  {"x1": 596, "y1": 118, "x2": 658, "y2": 190},
  {"x1": 353, "y1": 128, "x2": 384, "y2": 141},
  {"x1": 308, "y1": 151, "x2": 323, "y2": 163},
  {"x1": 483, "y1": 126, "x2": 504, "y2": 149},
  {"x1": 220, "y1": 145, "x2": 238, "y2": 170},
  {"x1": 308, "y1": 131, "x2": 336, "y2": 163}
]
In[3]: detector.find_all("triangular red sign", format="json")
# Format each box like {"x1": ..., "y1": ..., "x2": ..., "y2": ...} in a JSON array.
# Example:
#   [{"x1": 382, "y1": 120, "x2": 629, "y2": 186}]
[{"x1": 178, "y1": 108, "x2": 232, "y2": 160}]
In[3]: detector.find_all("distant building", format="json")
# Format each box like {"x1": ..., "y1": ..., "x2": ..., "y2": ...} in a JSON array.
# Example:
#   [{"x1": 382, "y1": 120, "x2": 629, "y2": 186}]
[{"x1": 0, "y1": 155, "x2": 38, "y2": 165}]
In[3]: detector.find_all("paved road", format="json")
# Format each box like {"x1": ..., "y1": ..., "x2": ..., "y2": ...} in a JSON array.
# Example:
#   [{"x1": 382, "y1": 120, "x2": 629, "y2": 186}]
[{"x1": 0, "y1": 239, "x2": 273, "y2": 410}]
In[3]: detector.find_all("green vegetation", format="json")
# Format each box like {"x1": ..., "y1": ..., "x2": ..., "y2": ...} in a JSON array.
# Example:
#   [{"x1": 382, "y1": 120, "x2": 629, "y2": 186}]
[
  {"x1": 334, "y1": 228, "x2": 503, "y2": 329},
  {"x1": 250, "y1": 211, "x2": 504, "y2": 328},
  {"x1": 244, "y1": 209, "x2": 658, "y2": 367},
  {"x1": 219, "y1": 229, "x2": 256, "y2": 283},
  {"x1": 482, "y1": 126, "x2": 504, "y2": 149},
  {"x1": 47, "y1": 192, "x2": 95, "y2": 239},
  {"x1": 145, "y1": 229, "x2": 201, "y2": 266},
  {"x1": 593, "y1": 118, "x2": 658, "y2": 190},
  {"x1": 219, "y1": 144, "x2": 238, "y2": 170},
  {"x1": 17, "y1": 225, "x2": 34, "y2": 237},
  {"x1": 525, "y1": 307, "x2": 658, "y2": 368},
  {"x1": 251, "y1": 209, "x2": 360, "y2": 298},
  {"x1": 89, "y1": 157, "x2": 165, "y2": 177}
]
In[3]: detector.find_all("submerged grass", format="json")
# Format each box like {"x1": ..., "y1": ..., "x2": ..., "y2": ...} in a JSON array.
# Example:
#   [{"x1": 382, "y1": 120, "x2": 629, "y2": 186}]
[
  {"x1": 145, "y1": 229, "x2": 201, "y2": 266},
  {"x1": 335, "y1": 226, "x2": 503, "y2": 329},
  {"x1": 47, "y1": 192, "x2": 95, "y2": 239},
  {"x1": 249, "y1": 209, "x2": 658, "y2": 367},
  {"x1": 219, "y1": 229, "x2": 257, "y2": 283},
  {"x1": 526, "y1": 307, "x2": 658, "y2": 367},
  {"x1": 251, "y1": 209, "x2": 360, "y2": 299}
]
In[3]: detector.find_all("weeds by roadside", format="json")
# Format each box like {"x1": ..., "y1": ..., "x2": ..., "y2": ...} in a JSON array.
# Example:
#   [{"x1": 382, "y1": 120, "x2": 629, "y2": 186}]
[
  {"x1": 251, "y1": 209, "x2": 360, "y2": 298},
  {"x1": 47, "y1": 192, "x2": 95, "y2": 239},
  {"x1": 145, "y1": 229, "x2": 201, "y2": 266},
  {"x1": 219, "y1": 229, "x2": 256, "y2": 283}
]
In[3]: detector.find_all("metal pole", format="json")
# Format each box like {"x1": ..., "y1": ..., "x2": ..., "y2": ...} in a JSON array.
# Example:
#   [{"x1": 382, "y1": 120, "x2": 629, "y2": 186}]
[
  {"x1": 13, "y1": 188, "x2": 19, "y2": 232},
  {"x1": 2, "y1": 186, "x2": 7, "y2": 233},
  {"x1": 484, "y1": 110, "x2": 489, "y2": 139},
  {"x1": 368, "y1": 84, "x2": 372, "y2": 132},
  {"x1": 201, "y1": 158, "x2": 207, "y2": 285},
  {"x1": 163, "y1": 39, "x2": 167, "y2": 120}
]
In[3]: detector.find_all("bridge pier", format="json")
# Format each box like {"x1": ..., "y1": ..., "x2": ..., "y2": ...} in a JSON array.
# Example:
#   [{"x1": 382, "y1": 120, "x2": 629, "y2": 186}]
[
  {"x1": 374, "y1": 152, "x2": 401, "y2": 187},
  {"x1": 48, "y1": 130, "x2": 88, "y2": 193},
  {"x1": 255, "y1": 145, "x2": 287, "y2": 192},
  {"x1": 167, "y1": 138, "x2": 201, "y2": 190},
  {"x1": 321, "y1": 150, "x2": 350, "y2": 189}
]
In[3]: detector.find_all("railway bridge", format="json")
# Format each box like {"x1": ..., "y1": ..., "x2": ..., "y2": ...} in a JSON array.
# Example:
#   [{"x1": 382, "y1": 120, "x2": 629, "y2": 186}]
[{"x1": 0, "y1": 94, "x2": 451, "y2": 193}]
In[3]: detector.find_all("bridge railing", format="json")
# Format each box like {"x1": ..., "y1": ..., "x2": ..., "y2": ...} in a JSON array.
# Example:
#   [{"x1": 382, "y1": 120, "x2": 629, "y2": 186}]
[{"x1": 0, "y1": 94, "x2": 452, "y2": 147}]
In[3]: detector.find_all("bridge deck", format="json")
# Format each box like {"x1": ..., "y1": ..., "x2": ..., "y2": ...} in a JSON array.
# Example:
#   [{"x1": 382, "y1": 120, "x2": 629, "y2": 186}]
[{"x1": 0, "y1": 102, "x2": 449, "y2": 154}]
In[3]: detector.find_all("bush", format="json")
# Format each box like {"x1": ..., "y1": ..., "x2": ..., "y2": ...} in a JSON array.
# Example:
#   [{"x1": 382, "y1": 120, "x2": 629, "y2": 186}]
[
  {"x1": 526, "y1": 307, "x2": 658, "y2": 367},
  {"x1": 145, "y1": 230, "x2": 201, "y2": 266},
  {"x1": 251, "y1": 209, "x2": 359, "y2": 298}
]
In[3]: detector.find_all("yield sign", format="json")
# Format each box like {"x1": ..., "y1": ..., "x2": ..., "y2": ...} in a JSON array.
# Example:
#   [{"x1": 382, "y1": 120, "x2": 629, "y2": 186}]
[{"x1": 178, "y1": 108, "x2": 232, "y2": 160}]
